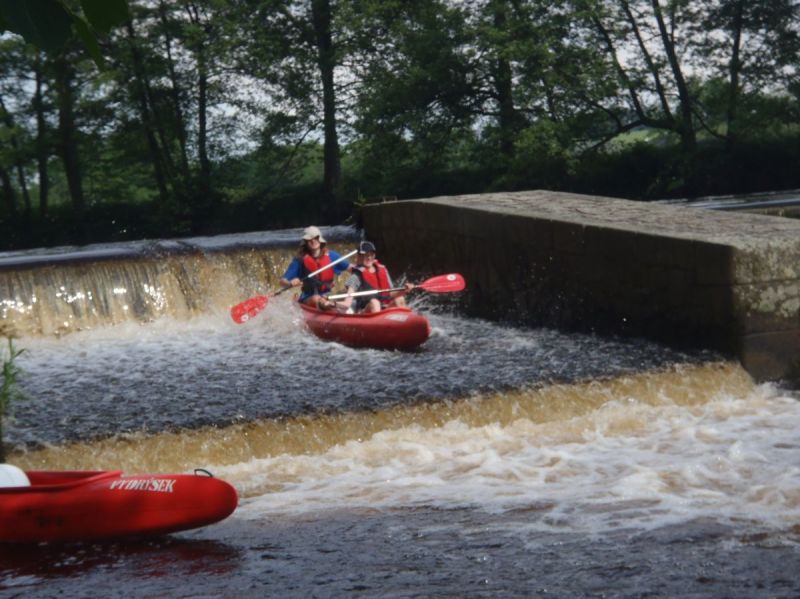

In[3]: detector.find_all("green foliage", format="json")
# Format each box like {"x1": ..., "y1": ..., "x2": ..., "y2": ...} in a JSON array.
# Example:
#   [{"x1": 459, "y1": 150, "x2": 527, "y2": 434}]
[
  {"x1": 0, "y1": 0, "x2": 72, "y2": 54},
  {"x1": 0, "y1": 335, "x2": 26, "y2": 463},
  {"x1": 0, "y1": 0, "x2": 129, "y2": 67},
  {"x1": 502, "y1": 121, "x2": 577, "y2": 190},
  {"x1": 0, "y1": 337, "x2": 24, "y2": 414},
  {"x1": 81, "y1": 0, "x2": 130, "y2": 34}
]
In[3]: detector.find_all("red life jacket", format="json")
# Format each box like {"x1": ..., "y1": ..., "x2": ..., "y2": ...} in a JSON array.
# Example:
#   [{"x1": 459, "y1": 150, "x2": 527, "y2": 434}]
[
  {"x1": 355, "y1": 262, "x2": 392, "y2": 305},
  {"x1": 302, "y1": 253, "x2": 334, "y2": 294}
]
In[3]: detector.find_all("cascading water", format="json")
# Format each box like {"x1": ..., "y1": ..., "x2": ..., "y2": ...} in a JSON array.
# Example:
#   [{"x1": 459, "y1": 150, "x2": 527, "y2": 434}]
[
  {"x1": 1, "y1": 226, "x2": 798, "y2": 598},
  {"x1": 0, "y1": 229, "x2": 353, "y2": 337}
]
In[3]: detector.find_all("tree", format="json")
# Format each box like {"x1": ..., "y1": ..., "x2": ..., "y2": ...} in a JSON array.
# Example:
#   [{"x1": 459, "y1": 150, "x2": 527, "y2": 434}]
[
  {"x1": 466, "y1": 0, "x2": 594, "y2": 187},
  {"x1": 575, "y1": 0, "x2": 698, "y2": 153},
  {"x1": 570, "y1": 0, "x2": 800, "y2": 190},
  {"x1": 342, "y1": 0, "x2": 478, "y2": 194},
  {"x1": 697, "y1": 0, "x2": 800, "y2": 147},
  {"x1": 0, "y1": 93, "x2": 32, "y2": 221},
  {"x1": 232, "y1": 0, "x2": 356, "y2": 217},
  {"x1": 53, "y1": 47, "x2": 86, "y2": 236},
  {"x1": 311, "y1": 0, "x2": 341, "y2": 212},
  {"x1": 0, "y1": 0, "x2": 132, "y2": 239},
  {"x1": 0, "y1": 38, "x2": 47, "y2": 224},
  {"x1": 31, "y1": 50, "x2": 51, "y2": 217},
  {"x1": 123, "y1": 15, "x2": 172, "y2": 205}
]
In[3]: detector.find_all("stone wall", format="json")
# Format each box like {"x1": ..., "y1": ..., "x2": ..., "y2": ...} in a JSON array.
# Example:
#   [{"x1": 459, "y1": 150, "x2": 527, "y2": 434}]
[{"x1": 361, "y1": 190, "x2": 800, "y2": 384}]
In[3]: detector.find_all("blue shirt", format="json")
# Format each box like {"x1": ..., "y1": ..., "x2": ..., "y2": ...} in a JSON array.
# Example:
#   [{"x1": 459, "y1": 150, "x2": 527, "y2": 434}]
[{"x1": 282, "y1": 250, "x2": 351, "y2": 301}]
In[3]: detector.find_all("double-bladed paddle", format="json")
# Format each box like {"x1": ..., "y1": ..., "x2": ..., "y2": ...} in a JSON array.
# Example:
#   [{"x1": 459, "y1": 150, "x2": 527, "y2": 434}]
[
  {"x1": 327, "y1": 273, "x2": 465, "y2": 301},
  {"x1": 231, "y1": 249, "x2": 357, "y2": 323}
]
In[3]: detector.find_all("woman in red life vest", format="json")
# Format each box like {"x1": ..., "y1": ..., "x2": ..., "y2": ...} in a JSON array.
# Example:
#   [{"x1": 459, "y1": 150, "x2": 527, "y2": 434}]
[
  {"x1": 279, "y1": 226, "x2": 352, "y2": 310},
  {"x1": 339, "y1": 241, "x2": 415, "y2": 313}
]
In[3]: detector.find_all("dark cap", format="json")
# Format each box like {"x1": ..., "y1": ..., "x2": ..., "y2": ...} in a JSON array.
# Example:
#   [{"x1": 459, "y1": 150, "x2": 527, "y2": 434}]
[{"x1": 358, "y1": 240, "x2": 376, "y2": 254}]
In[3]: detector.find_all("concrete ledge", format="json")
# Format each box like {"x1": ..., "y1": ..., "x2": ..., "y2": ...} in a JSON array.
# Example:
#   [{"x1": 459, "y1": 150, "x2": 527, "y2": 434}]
[{"x1": 362, "y1": 190, "x2": 800, "y2": 384}]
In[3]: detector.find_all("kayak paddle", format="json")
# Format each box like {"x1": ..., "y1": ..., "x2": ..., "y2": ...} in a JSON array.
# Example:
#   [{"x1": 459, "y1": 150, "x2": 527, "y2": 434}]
[
  {"x1": 231, "y1": 249, "x2": 357, "y2": 323},
  {"x1": 327, "y1": 273, "x2": 465, "y2": 301}
]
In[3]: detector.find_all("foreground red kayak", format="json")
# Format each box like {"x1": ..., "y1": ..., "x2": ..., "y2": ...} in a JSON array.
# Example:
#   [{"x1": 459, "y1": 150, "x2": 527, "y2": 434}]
[
  {"x1": 299, "y1": 304, "x2": 431, "y2": 350},
  {"x1": 0, "y1": 468, "x2": 238, "y2": 543}
]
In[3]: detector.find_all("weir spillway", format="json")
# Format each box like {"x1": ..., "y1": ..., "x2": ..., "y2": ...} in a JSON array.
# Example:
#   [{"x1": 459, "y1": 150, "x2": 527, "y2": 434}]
[
  {"x1": 0, "y1": 228, "x2": 358, "y2": 337},
  {"x1": 361, "y1": 190, "x2": 800, "y2": 384}
]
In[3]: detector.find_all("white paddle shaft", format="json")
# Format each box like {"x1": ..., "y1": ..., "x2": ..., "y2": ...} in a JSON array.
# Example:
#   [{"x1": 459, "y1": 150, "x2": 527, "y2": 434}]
[
  {"x1": 276, "y1": 249, "x2": 357, "y2": 296},
  {"x1": 327, "y1": 287, "x2": 404, "y2": 301}
]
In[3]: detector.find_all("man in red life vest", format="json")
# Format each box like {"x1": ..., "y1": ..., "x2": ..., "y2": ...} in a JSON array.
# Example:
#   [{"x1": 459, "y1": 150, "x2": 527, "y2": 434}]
[
  {"x1": 279, "y1": 226, "x2": 352, "y2": 310},
  {"x1": 339, "y1": 241, "x2": 415, "y2": 313}
]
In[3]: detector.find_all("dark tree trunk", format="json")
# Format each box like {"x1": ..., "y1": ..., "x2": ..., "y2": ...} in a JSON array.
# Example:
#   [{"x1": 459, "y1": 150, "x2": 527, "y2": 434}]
[
  {"x1": 620, "y1": 0, "x2": 673, "y2": 120},
  {"x1": 184, "y1": 2, "x2": 212, "y2": 197},
  {"x1": 13, "y1": 159, "x2": 30, "y2": 223},
  {"x1": 197, "y1": 52, "x2": 211, "y2": 189},
  {"x1": 651, "y1": 0, "x2": 695, "y2": 155},
  {"x1": 126, "y1": 20, "x2": 170, "y2": 205},
  {"x1": 493, "y1": 3, "x2": 519, "y2": 158},
  {"x1": 53, "y1": 55, "x2": 85, "y2": 236},
  {"x1": 650, "y1": 0, "x2": 697, "y2": 191},
  {"x1": 0, "y1": 94, "x2": 32, "y2": 221},
  {"x1": 158, "y1": 0, "x2": 190, "y2": 181},
  {"x1": 311, "y1": 0, "x2": 341, "y2": 217},
  {"x1": 33, "y1": 53, "x2": 49, "y2": 218},
  {"x1": 0, "y1": 163, "x2": 17, "y2": 218},
  {"x1": 726, "y1": 0, "x2": 744, "y2": 149}
]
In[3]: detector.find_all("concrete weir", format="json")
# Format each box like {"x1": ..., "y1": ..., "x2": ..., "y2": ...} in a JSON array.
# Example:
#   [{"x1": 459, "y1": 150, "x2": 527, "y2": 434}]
[{"x1": 361, "y1": 190, "x2": 800, "y2": 384}]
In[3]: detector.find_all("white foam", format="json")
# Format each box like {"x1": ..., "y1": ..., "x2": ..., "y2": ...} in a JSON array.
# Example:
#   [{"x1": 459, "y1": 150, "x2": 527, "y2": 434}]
[{"x1": 224, "y1": 384, "x2": 800, "y2": 534}]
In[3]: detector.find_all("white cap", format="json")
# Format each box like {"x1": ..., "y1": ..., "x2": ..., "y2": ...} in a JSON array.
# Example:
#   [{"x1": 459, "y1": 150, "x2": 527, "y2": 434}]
[{"x1": 302, "y1": 226, "x2": 325, "y2": 243}]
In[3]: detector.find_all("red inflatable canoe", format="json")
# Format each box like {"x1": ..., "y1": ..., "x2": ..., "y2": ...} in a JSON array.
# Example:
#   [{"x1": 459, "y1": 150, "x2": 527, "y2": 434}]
[
  {"x1": 0, "y1": 468, "x2": 238, "y2": 543},
  {"x1": 299, "y1": 304, "x2": 431, "y2": 350}
]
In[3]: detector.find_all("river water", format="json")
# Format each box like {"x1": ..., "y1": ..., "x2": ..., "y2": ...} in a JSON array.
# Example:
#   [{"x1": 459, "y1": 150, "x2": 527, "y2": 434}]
[{"x1": 1, "y1": 229, "x2": 800, "y2": 597}]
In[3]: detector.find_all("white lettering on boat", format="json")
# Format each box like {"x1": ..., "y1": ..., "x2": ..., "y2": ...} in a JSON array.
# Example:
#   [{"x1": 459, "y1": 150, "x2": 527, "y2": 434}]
[
  {"x1": 109, "y1": 478, "x2": 176, "y2": 493},
  {"x1": 384, "y1": 314, "x2": 409, "y2": 322}
]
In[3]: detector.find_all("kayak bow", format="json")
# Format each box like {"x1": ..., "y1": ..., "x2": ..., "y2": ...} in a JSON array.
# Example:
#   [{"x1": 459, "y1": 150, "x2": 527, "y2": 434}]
[{"x1": 0, "y1": 467, "x2": 238, "y2": 543}]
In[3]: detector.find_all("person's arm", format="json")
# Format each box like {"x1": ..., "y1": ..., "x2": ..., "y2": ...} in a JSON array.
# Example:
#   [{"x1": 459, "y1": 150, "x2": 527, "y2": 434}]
[
  {"x1": 338, "y1": 273, "x2": 361, "y2": 310},
  {"x1": 335, "y1": 263, "x2": 352, "y2": 275},
  {"x1": 279, "y1": 258, "x2": 303, "y2": 289},
  {"x1": 329, "y1": 250, "x2": 351, "y2": 275},
  {"x1": 386, "y1": 270, "x2": 415, "y2": 298},
  {"x1": 396, "y1": 282, "x2": 416, "y2": 296}
]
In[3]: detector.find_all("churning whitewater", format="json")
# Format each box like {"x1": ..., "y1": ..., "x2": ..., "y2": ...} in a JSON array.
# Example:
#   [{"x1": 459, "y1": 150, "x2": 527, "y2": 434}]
[{"x1": 226, "y1": 376, "x2": 800, "y2": 536}]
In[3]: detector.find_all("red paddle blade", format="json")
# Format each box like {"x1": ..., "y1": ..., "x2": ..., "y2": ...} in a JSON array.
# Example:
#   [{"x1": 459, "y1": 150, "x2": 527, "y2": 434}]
[
  {"x1": 230, "y1": 295, "x2": 269, "y2": 323},
  {"x1": 419, "y1": 273, "x2": 465, "y2": 293}
]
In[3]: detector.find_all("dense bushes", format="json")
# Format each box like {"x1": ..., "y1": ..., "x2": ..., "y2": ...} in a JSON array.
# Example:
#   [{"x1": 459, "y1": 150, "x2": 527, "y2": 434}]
[{"x1": 3, "y1": 133, "x2": 799, "y2": 251}]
